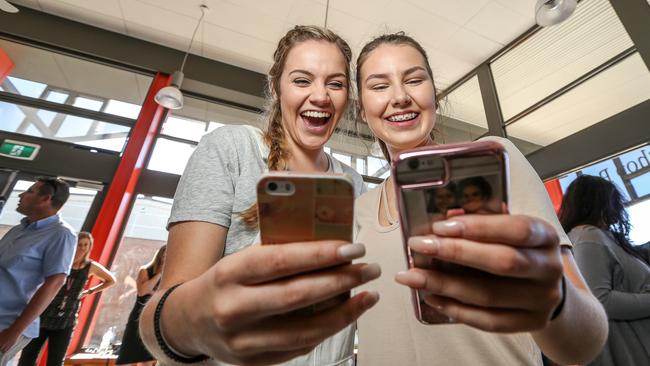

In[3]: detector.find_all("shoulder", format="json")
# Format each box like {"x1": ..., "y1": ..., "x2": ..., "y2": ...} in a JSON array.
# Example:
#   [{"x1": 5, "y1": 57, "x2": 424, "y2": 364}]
[
  {"x1": 200, "y1": 125, "x2": 262, "y2": 152},
  {"x1": 569, "y1": 226, "x2": 613, "y2": 246}
]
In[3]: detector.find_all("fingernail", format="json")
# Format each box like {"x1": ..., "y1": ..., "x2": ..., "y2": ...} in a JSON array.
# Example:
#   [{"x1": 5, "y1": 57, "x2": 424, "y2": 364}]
[
  {"x1": 395, "y1": 271, "x2": 426, "y2": 288},
  {"x1": 337, "y1": 243, "x2": 366, "y2": 260},
  {"x1": 361, "y1": 263, "x2": 382, "y2": 282},
  {"x1": 362, "y1": 291, "x2": 380, "y2": 308},
  {"x1": 408, "y1": 236, "x2": 439, "y2": 254},
  {"x1": 432, "y1": 220, "x2": 464, "y2": 236}
]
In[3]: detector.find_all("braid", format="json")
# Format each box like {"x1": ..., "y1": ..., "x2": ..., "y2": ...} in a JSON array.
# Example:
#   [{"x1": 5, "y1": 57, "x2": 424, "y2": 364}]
[{"x1": 239, "y1": 25, "x2": 352, "y2": 229}]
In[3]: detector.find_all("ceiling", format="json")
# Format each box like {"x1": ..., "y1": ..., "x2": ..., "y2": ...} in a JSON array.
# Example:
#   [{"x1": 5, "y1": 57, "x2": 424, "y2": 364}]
[{"x1": 9, "y1": 0, "x2": 538, "y2": 90}]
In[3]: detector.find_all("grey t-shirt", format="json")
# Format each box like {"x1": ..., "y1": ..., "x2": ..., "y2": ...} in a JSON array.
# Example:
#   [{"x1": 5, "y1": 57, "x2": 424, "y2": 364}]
[{"x1": 169, "y1": 124, "x2": 366, "y2": 256}]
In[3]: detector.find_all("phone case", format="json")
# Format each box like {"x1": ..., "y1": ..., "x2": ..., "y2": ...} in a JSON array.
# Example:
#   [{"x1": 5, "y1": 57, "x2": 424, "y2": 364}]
[
  {"x1": 257, "y1": 172, "x2": 355, "y2": 244},
  {"x1": 392, "y1": 140, "x2": 509, "y2": 324}
]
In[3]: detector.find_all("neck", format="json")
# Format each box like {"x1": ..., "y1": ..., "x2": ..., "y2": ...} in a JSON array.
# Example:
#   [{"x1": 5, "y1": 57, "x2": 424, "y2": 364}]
[
  {"x1": 286, "y1": 142, "x2": 329, "y2": 172},
  {"x1": 27, "y1": 210, "x2": 56, "y2": 223},
  {"x1": 386, "y1": 135, "x2": 436, "y2": 159},
  {"x1": 379, "y1": 176, "x2": 399, "y2": 226},
  {"x1": 73, "y1": 257, "x2": 87, "y2": 268}
]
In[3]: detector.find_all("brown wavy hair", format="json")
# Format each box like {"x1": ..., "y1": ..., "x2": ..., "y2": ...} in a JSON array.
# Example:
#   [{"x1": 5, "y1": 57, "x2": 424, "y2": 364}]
[
  {"x1": 77, "y1": 231, "x2": 94, "y2": 264},
  {"x1": 356, "y1": 32, "x2": 439, "y2": 161},
  {"x1": 239, "y1": 25, "x2": 353, "y2": 228}
]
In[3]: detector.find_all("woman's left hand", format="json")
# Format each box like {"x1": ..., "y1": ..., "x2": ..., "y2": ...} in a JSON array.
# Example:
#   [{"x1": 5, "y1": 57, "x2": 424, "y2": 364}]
[{"x1": 395, "y1": 214, "x2": 563, "y2": 333}]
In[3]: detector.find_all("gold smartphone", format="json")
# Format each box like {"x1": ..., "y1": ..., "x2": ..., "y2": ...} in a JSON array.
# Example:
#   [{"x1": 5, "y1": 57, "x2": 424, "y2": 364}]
[
  {"x1": 392, "y1": 141, "x2": 509, "y2": 324},
  {"x1": 257, "y1": 172, "x2": 355, "y2": 312}
]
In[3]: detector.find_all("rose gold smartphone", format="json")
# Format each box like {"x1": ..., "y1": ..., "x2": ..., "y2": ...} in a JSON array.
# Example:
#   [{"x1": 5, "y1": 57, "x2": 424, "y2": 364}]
[
  {"x1": 392, "y1": 140, "x2": 509, "y2": 324},
  {"x1": 257, "y1": 173, "x2": 355, "y2": 312}
]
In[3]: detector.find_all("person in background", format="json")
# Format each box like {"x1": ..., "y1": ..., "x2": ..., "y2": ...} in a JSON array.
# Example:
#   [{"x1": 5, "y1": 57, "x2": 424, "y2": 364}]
[
  {"x1": 559, "y1": 175, "x2": 650, "y2": 365},
  {"x1": 0, "y1": 178, "x2": 77, "y2": 366},
  {"x1": 457, "y1": 176, "x2": 492, "y2": 214},
  {"x1": 353, "y1": 32, "x2": 608, "y2": 365},
  {"x1": 17, "y1": 231, "x2": 116, "y2": 366},
  {"x1": 116, "y1": 245, "x2": 166, "y2": 366}
]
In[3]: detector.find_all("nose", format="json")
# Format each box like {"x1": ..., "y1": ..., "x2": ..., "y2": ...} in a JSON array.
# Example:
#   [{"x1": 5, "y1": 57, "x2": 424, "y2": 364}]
[
  {"x1": 309, "y1": 83, "x2": 331, "y2": 107},
  {"x1": 391, "y1": 85, "x2": 411, "y2": 107}
]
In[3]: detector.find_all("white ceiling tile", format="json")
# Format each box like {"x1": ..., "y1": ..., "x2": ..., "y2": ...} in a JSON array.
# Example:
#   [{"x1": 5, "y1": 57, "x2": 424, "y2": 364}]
[
  {"x1": 436, "y1": 28, "x2": 502, "y2": 65},
  {"x1": 493, "y1": 0, "x2": 537, "y2": 17},
  {"x1": 120, "y1": 0, "x2": 198, "y2": 40},
  {"x1": 421, "y1": 46, "x2": 475, "y2": 91},
  {"x1": 407, "y1": 0, "x2": 489, "y2": 25},
  {"x1": 286, "y1": 0, "x2": 328, "y2": 26},
  {"x1": 48, "y1": 0, "x2": 124, "y2": 18},
  {"x1": 465, "y1": 1, "x2": 534, "y2": 45},
  {"x1": 329, "y1": 0, "x2": 392, "y2": 24},
  {"x1": 326, "y1": 9, "x2": 376, "y2": 51},
  {"x1": 36, "y1": 0, "x2": 127, "y2": 34},
  {"x1": 222, "y1": 0, "x2": 295, "y2": 21},
  {"x1": 375, "y1": 1, "x2": 460, "y2": 45}
]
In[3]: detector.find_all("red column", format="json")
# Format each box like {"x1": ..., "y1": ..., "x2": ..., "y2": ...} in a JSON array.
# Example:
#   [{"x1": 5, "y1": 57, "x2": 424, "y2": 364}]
[
  {"x1": 66, "y1": 72, "x2": 171, "y2": 355},
  {"x1": 0, "y1": 48, "x2": 15, "y2": 83},
  {"x1": 544, "y1": 178, "x2": 564, "y2": 214}
]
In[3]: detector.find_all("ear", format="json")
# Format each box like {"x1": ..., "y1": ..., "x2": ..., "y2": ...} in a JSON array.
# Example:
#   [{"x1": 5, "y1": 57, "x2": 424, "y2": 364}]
[
  {"x1": 270, "y1": 80, "x2": 278, "y2": 100},
  {"x1": 359, "y1": 107, "x2": 367, "y2": 124}
]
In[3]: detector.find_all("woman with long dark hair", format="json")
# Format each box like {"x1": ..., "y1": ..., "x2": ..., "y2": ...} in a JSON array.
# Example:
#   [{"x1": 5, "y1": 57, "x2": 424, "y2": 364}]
[{"x1": 559, "y1": 175, "x2": 650, "y2": 365}]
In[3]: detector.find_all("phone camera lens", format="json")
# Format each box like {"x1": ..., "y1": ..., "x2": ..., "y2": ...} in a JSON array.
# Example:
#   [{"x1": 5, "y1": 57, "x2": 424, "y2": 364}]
[
  {"x1": 408, "y1": 159, "x2": 420, "y2": 170},
  {"x1": 268, "y1": 182, "x2": 278, "y2": 191}
]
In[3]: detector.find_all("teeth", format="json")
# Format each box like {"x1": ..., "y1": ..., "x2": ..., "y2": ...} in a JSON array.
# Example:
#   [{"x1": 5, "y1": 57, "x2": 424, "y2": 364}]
[
  {"x1": 301, "y1": 111, "x2": 331, "y2": 118},
  {"x1": 387, "y1": 112, "x2": 418, "y2": 122}
]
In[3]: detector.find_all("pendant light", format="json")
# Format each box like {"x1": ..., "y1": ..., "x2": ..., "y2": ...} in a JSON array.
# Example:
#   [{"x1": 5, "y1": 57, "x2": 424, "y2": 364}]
[
  {"x1": 535, "y1": 0, "x2": 577, "y2": 27},
  {"x1": 155, "y1": 4, "x2": 209, "y2": 109}
]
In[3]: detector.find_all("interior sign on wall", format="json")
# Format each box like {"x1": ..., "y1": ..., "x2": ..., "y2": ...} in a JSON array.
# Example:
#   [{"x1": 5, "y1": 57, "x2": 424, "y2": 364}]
[{"x1": 0, "y1": 139, "x2": 41, "y2": 161}]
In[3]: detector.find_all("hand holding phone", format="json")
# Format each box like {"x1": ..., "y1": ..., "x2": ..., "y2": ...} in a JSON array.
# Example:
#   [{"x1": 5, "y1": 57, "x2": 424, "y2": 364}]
[{"x1": 392, "y1": 141, "x2": 509, "y2": 324}]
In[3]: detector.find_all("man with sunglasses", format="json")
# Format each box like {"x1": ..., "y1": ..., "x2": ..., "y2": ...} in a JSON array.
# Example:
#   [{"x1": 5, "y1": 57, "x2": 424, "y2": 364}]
[{"x1": 0, "y1": 178, "x2": 77, "y2": 366}]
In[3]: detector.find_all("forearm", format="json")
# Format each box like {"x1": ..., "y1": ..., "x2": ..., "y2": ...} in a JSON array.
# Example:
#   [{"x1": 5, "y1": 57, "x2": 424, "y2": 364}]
[
  {"x1": 598, "y1": 290, "x2": 650, "y2": 320},
  {"x1": 9, "y1": 276, "x2": 65, "y2": 333},
  {"x1": 532, "y1": 280, "x2": 608, "y2": 365}
]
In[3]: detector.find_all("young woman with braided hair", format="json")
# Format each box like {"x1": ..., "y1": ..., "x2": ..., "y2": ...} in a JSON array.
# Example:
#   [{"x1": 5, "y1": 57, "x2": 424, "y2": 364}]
[{"x1": 140, "y1": 26, "x2": 380, "y2": 366}]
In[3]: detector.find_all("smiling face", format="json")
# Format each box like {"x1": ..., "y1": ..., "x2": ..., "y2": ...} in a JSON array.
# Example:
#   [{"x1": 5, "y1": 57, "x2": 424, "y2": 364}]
[
  {"x1": 358, "y1": 43, "x2": 436, "y2": 158},
  {"x1": 460, "y1": 185, "x2": 487, "y2": 213},
  {"x1": 278, "y1": 40, "x2": 349, "y2": 152},
  {"x1": 75, "y1": 236, "x2": 91, "y2": 262}
]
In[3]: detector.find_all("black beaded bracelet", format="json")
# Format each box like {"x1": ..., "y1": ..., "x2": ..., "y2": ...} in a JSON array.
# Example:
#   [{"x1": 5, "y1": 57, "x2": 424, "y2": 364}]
[
  {"x1": 154, "y1": 283, "x2": 210, "y2": 363},
  {"x1": 550, "y1": 276, "x2": 567, "y2": 321}
]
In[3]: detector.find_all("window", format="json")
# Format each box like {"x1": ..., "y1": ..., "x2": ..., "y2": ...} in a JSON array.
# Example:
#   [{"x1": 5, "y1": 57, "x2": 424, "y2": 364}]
[
  {"x1": 438, "y1": 75, "x2": 488, "y2": 143},
  {"x1": 558, "y1": 144, "x2": 650, "y2": 244},
  {"x1": 147, "y1": 138, "x2": 197, "y2": 175},
  {"x1": 87, "y1": 195, "x2": 172, "y2": 349},
  {"x1": 0, "y1": 101, "x2": 130, "y2": 152},
  {"x1": 492, "y1": 0, "x2": 634, "y2": 121},
  {"x1": 506, "y1": 53, "x2": 650, "y2": 150}
]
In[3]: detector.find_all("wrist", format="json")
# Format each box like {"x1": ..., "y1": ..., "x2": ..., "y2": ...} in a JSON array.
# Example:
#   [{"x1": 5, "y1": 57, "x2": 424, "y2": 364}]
[
  {"x1": 161, "y1": 278, "x2": 209, "y2": 356},
  {"x1": 156, "y1": 283, "x2": 210, "y2": 363}
]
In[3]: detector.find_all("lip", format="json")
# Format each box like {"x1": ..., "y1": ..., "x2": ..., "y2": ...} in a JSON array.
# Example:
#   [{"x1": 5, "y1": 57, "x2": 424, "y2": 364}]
[{"x1": 384, "y1": 111, "x2": 421, "y2": 128}]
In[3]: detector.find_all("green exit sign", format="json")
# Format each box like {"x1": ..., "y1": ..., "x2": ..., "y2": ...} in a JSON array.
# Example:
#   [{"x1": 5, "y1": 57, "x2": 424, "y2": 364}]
[{"x1": 0, "y1": 139, "x2": 41, "y2": 161}]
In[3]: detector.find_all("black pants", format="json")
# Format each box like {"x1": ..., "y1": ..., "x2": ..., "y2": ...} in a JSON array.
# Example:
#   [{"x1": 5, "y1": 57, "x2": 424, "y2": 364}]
[{"x1": 17, "y1": 327, "x2": 74, "y2": 366}]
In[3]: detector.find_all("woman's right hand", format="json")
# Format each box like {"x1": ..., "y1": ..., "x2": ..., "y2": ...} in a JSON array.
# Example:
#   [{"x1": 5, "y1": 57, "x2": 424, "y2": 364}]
[{"x1": 157, "y1": 240, "x2": 380, "y2": 365}]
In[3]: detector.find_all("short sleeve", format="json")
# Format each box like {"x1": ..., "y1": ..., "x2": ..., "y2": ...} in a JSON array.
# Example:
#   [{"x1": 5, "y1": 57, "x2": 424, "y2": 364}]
[
  {"x1": 168, "y1": 127, "x2": 241, "y2": 228},
  {"x1": 42, "y1": 230, "x2": 76, "y2": 277},
  {"x1": 481, "y1": 136, "x2": 572, "y2": 247}
]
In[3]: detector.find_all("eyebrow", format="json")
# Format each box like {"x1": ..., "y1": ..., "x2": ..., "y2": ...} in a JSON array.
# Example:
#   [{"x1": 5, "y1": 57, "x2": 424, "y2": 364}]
[
  {"x1": 288, "y1": 69, "x2": 347, "y2": 79},
  {"x1": 365, "y1": 66, "x2": 428, "y2": 83}
]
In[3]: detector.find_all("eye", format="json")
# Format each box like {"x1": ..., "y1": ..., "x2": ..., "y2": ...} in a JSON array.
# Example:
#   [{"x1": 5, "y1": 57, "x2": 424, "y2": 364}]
[
  {"x1": 292, "y1": 78, "x2": 311, "y2": 86},
  {"x1": 369, "y1": 83, "x2": 389, "y2": 91},
  {"x1": 328, "y1": 81, "x2": 345, "y2": 90},
  {"x1": 406, "y1": 78, "x2": 424, "y2": 85}
]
